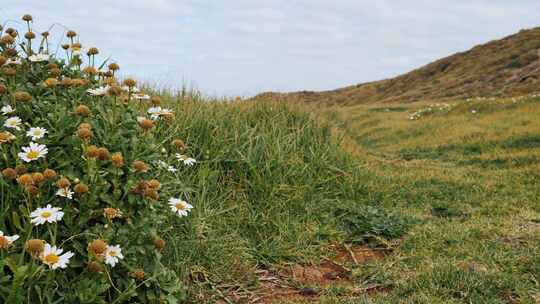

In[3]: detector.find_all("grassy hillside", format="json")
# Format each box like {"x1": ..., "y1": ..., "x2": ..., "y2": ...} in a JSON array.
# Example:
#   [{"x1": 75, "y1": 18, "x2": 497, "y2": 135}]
[
  {"x1": 255, "y1": 27, "x2": 540, "y2": 105},
  {"x1": 309, "y1": 95, "x2": 540, "y2": 303}
]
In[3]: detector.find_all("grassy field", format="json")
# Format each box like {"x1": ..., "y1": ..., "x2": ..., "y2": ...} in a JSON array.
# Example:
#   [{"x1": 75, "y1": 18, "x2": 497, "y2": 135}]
[{"x1": 307, "y1": 95, "x2": 540, "y2": 303}]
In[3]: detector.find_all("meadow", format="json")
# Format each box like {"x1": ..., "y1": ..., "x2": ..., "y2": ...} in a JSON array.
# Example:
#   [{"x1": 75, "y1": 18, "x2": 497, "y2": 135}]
[{"x1": 1, "y1": 14, "x2": 539, "y2": 304}]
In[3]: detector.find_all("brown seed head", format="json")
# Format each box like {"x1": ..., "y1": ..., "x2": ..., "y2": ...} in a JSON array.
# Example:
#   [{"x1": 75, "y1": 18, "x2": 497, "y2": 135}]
[
  {"x1": 148, "y1": 179, "x2": 161, "y2": 190},
  {"x1": 97, "y1": 147, "x2": 110, "y2": 160},
  {"x1": 60, "y1": 77, "x2": 73, "y2": 86},
  {"x1": 41, "y1": 31, "x2": 50, "y2": 38},
  {"x1": 0, "y1": 131, "x2": 14, "y2": 143},
  {"x1": 5, "y1": 48, "x2": 17, "y2": 57},
  {"x1": 111, "y1": 152, "x2": 124, "y2": 167},
  {"x1": 132, "y1": 160, "x2": 149, "y2": 173},
  {"x1": 151, "y1": 96, "x2": 162, "y2": 106},
  {"x1": 82, "y1": 66, "x2": 97, "y2": 76},
  {"x1": 172, "y1": 139, "x2": 187, "y2": 151},
  {"x1": 1, "y1": 168, "x2": 17, "y2": 180},
  {"x1": 14, "y1": 91, "x2": 32, "y2": 102},
  {"x1": 79, "y1": 123, "x2": 92, "y2": 130},
  {"x1": 17, "y1": 174, "x2": 33, "y2": 186},
  {"x1": 0, "y1": 84, "x2": 6, "y2": 95},
  {"x1": 107, "y1": 85, "x2": 123, "y2": 96},
  {"x1": 87, "y1": 145, "x2": 99, "y2": 158},
  {"x1": 71, "y1": 42, "x2": 82, "y2": 49},
  {"x1": 103, "y1": 207, "x2": 120, "y2": 219},
  {"x1": 66, "y1": 30, "x2": 77, "y2": 38},
  {"x1": 22, "y1": 14, "x2": 33, "y2": 22},
  {"x1": 3, "y1": 67, "x2": 16, "y2": 77},
  {"x1": 43, "y1": 169, "x2": 57, "y2": 179},
  {"x1": 0, "y1": 235, "x2": 9, "y2": 249},
  {"x1": 87, "y1": 47, "x2": 99, "y2": 55},
  {"x1": 15, "y1": 165, "x2": 27, "y2": 174},
  {"x1": 76, "y1": 128, "x2": 93, "y2": 141},
  {"x1": 74, "y1": 183, "x2": 89, "y2": 194},
  {"x1": 76, "y1": 105, "x2": 91, "y2": 117},
  {"x1": 123, "y1": 78, "x2": 136, "y2": 87},
  {"x1": 108, "y1": 63, "x2": 120, "y2": 71},
  {"x1": 25, "y1": 239, "x2": 45, "y2": 255},
  {"x1": 25, "y1": 185, "x2": 39, "y2": 196},
  {"x1": 24, "y1": 31, "x2": 36, "y2": 40},
  {"x1": 31, "y1": 172, "x2": 45, "y2": 184},
  {"x1": 145, "y1": 189, "x2": 159, "y2": 200},
  {"x1": 0, "y1": 55, "x2": 6, "y2": 66},
  {"x1": 42, "y1": 78, "x2": 58, "y2": 88},
  {"x1": 138, "y1": 118, "x2": 154, "y2": 130},
  {"x1": 130, "y1": 271, "x2": 145, "y2": 281},
  {"x1": 56, "y1": 177, "x2": 70, "y2": 188},
  {"x1": 154, "y1": 238, "x2": 165, "y2": 251},
  {"x1": 49, "y1": 68, "x2": 62, "y2": 78},
  {"x1": 0, "y1": 35, "x2": 15, "y2": 45},
  {"x1": 89, "y1": 239, "x2": 107, "y2": 255},
  {"x1": 61, "y1": 44, "x2": 70, "y2": 50}
]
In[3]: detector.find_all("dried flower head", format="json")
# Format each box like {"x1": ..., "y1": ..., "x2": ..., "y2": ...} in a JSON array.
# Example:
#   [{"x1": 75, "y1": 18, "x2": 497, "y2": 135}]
[
  {"x1": 150, "y1": 96, "x2": 162, "y2": 106},
  {"x1": 0, "y1": 131, "x2": 15, "y2": 143},
  {"x1": 148, "y1": 179, "x2": 161, "y2": 190},
  {"x1": 123, "y1": 78, "x2": 136, "y2": 87},
  {"x1": 82, "y1": 66, "x2": 97, "y2": 76},
  {"x1": 49, "y1": 68, "x2": 62, "y2": 77},
  {"x1": 172, "y1": 139, "x2": 187, "y2": 151},
  {"x1": 17, "y1": 174, "x2": 34, "y2": 186},
  {"x1": 103, "y1": 207, "x2": 121, "y2": 220},
  {"x1": 1, "y1": 35, "x2": 15, "y2": 45},
  {"x1": 74, "y1": 183, "x2": 89, "y2": 194},
  {"x1": 107, "y1": 85, "x2": 123, "y2": 96},
  {"x1": 25, "y1": 239, "x2": 45, "y2": 255},
  {"x1": 5, "y1": 48, "x2": 17, "y2": 57},
  {"x1": 61, "y1": 44, "x2": 70, "y2": 50},
  {"x1": 108, "y1": 63, "x2": 120, "y2": 71},
  {"x1": 154, "y1": 238, "x2": 165, "y2": 251},
  {"x1": 15, "y1": 165, "x2": 27, "y2": 174},
  {"x1": 60, "y1": 78, "x2": 73, "y2": 86},
  {"x1": 24, "y1": 31, "x2": 36, "y2": 40},
  {"x1": 14, "y1": 91, "x2": 32, "y2": 102},
  {"x1": 89, "y1": 239, "x2": 107, "y2": 255},
  {"x1": 41, "y1": 31, "x2": 50, "y2": 38},
  {"x1": 79, "y1": 123, "x2": 91, "y2": 130},
  {"x1": 25, "y1": 185, "x2": 40, "y2": 196},
  {"x1": 32, "y1": 172, "x2": 45, "y2": 184},
  {"x1": 1, "y1": 168, "x2": 17, "y2": 180},
  {"x1": 0, "y1": 56, "x2": 6, "y2": 66},
  {"x1": 87, "y1": 47, "x2": 99, "y2": 55},
  {"x1": 97, "y1": 147, "x2": 110, "y2": 161},
  {"x1": 56, "y1": 177, "x2": 70, "y2": 189},
  {"x1": 66, "y1": 30, "x2": 77, "y2": 38},
  {"x1": 75, "y1": 105, "x2": 91, "y2": 117},
  {"x1": 87, "y1": 261, "x2": 104, "y2": 273},
  {"x1": 111, "y1": 152, "x2": 124, "y2": 167},
  {"x1": 132, "y1": 160, "x2": 149, "y2": 173},
  {"x1": 22, "y1": 14, "x2": 33, "y2": 22},
  {"x1": 138, "y1": 118, "x2": 154, "y2": 130},
  {"x1": 3, "y1": 67, "x2": 17, "y2": 77},
  {"x1": 76, "y1": 128, "x2": 93, "y2": 141},
  {"x1": 130, "y1": 271, "x2": 145, "y2": 281},
  {"x1": 43, "y1": 169, "x2": 57, "y2": 179},
  {"x1": 145, "y1": 189, "x2": 159, "y2": 200},
  {"x1": 0, "y1": 84, "x2": 6, "y2": 95},
  {"x1": 87, "y1": 145, "x2": 99, "y2": 158},
  {"x1": 42, "y1": 78, "x2": 58, "y2": 88}
]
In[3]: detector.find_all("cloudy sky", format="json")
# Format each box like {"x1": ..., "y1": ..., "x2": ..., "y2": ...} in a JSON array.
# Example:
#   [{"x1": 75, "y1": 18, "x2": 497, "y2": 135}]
[{"x1": 2, "y1": 1, "x2": 540, "y2": 96}]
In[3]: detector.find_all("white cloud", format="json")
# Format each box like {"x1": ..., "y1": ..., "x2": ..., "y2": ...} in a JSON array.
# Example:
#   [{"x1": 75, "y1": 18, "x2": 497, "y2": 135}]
[{"x1": 2, "y1": 0, "x2": 540, "y2": 96}]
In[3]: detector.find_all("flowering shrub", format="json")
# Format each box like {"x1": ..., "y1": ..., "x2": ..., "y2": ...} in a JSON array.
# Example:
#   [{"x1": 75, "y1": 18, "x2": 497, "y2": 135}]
[{"x1": 0, "y1": 15, "x2": 199, "y2": 303}]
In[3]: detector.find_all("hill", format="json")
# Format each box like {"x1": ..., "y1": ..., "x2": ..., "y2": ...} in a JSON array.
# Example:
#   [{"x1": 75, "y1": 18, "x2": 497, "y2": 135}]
[{"x1": 255, "y1": 27, "x2": 540, "y2": 104}]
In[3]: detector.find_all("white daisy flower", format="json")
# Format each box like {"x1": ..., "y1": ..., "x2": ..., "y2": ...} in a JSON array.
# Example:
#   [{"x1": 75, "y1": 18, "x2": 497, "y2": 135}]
[
  {"x1": 0, "y1": 230, "x2": 20, "y2": 248},
  {"x1": 4, "y1": 116, "x2": 22, "y2": 130},
  {"x1": 147, "y1": 107, "x2": 173, "y2": 120},
  {"x1": 30, "y1": 204, "x2": 64, "y2": 225},
  {"x1": 56, "y1": 187, "x2": 74, "y2": 199},
  {"x1": 176, "y1": 154, "x2": 197, "y2": 166},
  {"x1": 168, "y1": 197, "x2": 193, "y2": 217},
  {"x1": 28, "y1": 54, "x2": 50, "y2": 62},
  {"x1": 4, "y1": 58, "x2": 21, "y2": 65},
  {"x1": 87, "y1": 86, "x2": 109, "y2": 96},
  {"x1": 132, "y1": 93, "x2": 150, "y2": 100},
  {"x1": 1, "y1": 105, "x2": 14, "y2": 115},
  {"x1": 104, "y1": 245, "x2": 124, "y2": 267},
  {"x1": 122, "y1": 86, "x2": 140, "y2": 93},
  {"x1": 18, "y1": 142, "x2": 48, "y2": 162},
  {"x1": 40, "y1": 243, "x2": 74, "y2": 269},
  {"x1": 167, "y1": 166, "x2": 178, "y2": 173},
  {"x1": 26, "y1": 127, "x2": 47, "y2": 140}
]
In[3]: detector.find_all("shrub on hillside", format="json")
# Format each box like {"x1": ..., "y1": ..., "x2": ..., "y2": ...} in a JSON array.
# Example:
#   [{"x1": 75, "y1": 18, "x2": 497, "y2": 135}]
[{"x1": 0, "y1": 15, "x2": 198, "y2": 303}]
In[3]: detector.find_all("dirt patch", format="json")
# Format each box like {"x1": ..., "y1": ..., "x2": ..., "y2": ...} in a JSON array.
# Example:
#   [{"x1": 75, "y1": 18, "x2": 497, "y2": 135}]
[{"x1": 250, "y1": 244, "x2": 389, "y2": 304}]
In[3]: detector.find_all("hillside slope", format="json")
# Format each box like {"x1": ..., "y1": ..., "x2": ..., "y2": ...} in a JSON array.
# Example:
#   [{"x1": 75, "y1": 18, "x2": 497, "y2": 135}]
[{"x1": 255, "y1": 27, "x2": 540, "y2": 104}]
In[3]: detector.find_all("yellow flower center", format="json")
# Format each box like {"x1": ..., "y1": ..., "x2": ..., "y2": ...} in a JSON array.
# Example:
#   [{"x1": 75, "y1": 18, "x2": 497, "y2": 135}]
[
  {"x1": 27, "y1": 151, "x2": 40, "y2": 159},
  {"x1": 0, "y1": 236, "x2": 9, "y2": 248},
  {"x1": 44, "y1": 253, "x2": 59, "y2": 265},
  {"x1": 109, "y1": 250, "x2": 117, "y2": 257},
  {"x1": 9, "y1": 121, "x2": 17, "y2": 126},
  {"x1": 41, "y1": 211, "x2": 52, "y2": 218},
  {"x1": 175, "y1": 203, "x2": 185, "y2": 210},
  {"x1": 32, "y1": 131, "x2": 41, "y2": 136}
]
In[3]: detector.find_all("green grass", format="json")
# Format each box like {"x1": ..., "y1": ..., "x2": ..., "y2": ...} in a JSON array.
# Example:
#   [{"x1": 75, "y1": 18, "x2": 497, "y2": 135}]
[{"x1": 308, "y1": 96, "x2": 540, "y2": 303}]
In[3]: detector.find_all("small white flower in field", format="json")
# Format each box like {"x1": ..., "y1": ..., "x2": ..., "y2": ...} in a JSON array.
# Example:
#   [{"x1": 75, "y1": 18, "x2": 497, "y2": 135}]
[
  {"x1": 56, "y1": 187, "x2": 74, "y2": 199},
  {"x1": 40, "y1": 243, "x2": 74, "y2": 269},
  {"x1": 26, "y1": 127, "x2": 47, "y2": 140},
  {"x1": 18, "y1": 142, "x2": 48, "y2": 162},
  {"x1": 28, "y1": 53, "x2": 50, "y2": 62},
  {"x1": 5, "y1": 58, "x2": 21, "y2": 65},
  {"x1": 133, "y1": 93, "x2": 150, "y2": 100},
  {"x1": 1, "y1": 105, "x2": 14, "y2": 115},
  {"x1": 156, "y1": 160, "x2": 168, "y2": 167},
  {"x1": 104, "y1": 245, "x2": 124, "y2": 267},
  {"x1": 122, "y1": 86, "x2": 140, "y2": 93},
  {"x1": 4, "y1": 116, "x2": 22, "y2": 130},
  {"x1": 87, "y1": 86, "x2": 109, "y2": 96},
  {"x1": 167, "y1": 165, "x2": 178, "y2": 173},
  {"x1": 30, "y1": 204, "x2": 64, "y2": 225},
  {"x1": 169, "y1": 197, "x2": 193, "y2": 217},
  {"x1": 176, "y1": 154, "x2": 197, "y2": 166},
  {"x1": 148, "y1": 107, "x2": 173, "y2": 120},
  {"x1": 0, "y1": 230, "x2": 20, "y2": 248},
  {"x1": 161, "y1": 148, "x2": 167, "y2": 153},
  {"x1": 471, "y1": 110, "x2": 477, "y2": 114}
]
